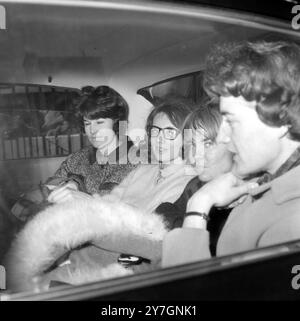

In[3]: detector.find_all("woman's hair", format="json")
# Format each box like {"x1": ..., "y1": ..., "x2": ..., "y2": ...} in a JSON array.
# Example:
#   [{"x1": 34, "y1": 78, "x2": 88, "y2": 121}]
[
  {"x1": 184, "y1": 103, "x2": 222, "y2": 142},
  {"x1": 203, "y1": 40, "x2": 300, "y2": 140},
  {"x1": 77, "y1": 86, "x2": 129, "y2": 134},
  {"x1": 145, "y1": 95, "x2": 196, "y2": 134}
]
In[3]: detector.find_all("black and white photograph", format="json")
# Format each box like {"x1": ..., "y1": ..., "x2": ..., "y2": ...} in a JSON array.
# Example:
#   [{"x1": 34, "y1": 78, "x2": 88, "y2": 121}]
[{"x1": 0, "y1": 0, "x2": 300, "y2": 308}]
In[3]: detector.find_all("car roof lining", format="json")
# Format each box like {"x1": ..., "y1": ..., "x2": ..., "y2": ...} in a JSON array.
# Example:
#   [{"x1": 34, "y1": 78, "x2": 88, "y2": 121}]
[{"x1": 0, "y1": 0, "x2": 299, "y2": 89}]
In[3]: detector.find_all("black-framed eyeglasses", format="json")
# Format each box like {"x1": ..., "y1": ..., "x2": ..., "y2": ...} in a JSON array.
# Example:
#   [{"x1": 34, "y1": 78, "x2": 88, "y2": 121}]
[{"x1": 149, "y1": 125, "x2": 180, "y2": 140}]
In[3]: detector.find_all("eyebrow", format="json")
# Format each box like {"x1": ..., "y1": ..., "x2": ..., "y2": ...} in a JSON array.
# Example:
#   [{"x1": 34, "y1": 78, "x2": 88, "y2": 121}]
[
  {"x1": 221, "y1": 111, "x2": 234, "y2": 117},
  {"x1": 152, "y1": 125, "x2": 178, "y2": 130},
  {"x1": 192, "y1": 137, "x2": 212, "y2": 143},
  {"x1": 83, "y1": 119, "x2": 104, "y2": 122},
  {"x1": 164, "y1": 126, "x2": 178, "y2": 130}
]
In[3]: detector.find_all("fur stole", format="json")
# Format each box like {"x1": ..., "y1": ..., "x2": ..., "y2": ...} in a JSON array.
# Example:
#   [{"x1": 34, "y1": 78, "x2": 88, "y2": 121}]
[{"x1": 5, "y1": 197, "x2": 168, "y2": 292}]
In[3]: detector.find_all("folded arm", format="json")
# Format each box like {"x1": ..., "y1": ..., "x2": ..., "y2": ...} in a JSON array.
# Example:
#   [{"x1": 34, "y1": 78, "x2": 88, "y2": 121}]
[{"x1": 162, "y1": 173, "x2": 258, "y2": 267}]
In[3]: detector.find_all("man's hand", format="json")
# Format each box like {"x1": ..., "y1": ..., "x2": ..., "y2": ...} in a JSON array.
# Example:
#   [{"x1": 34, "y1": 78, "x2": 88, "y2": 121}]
[
  {"x1": 189, "y1": 172, "x2": 258, "y2": 209},
  {"x1": 184, "y1": 173, "x2": 258, "y2": 229},
  {"x1": 47, "y1": 181, "x2": 92, "y2": 204},
  {"x1": 226, "y1": 194, "x2": 248, "y2": 208}
]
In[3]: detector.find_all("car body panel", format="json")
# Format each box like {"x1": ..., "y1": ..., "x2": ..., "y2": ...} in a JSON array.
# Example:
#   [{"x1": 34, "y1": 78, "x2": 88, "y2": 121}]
[{"x1": 2, "y1": 239, "x2": 300, "y2": 300}]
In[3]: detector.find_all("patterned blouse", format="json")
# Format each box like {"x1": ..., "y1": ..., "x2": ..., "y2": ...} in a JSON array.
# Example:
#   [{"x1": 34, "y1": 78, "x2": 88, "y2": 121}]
[{"x1": 46, "y1": 137, "x2": 138, "y2": 195}]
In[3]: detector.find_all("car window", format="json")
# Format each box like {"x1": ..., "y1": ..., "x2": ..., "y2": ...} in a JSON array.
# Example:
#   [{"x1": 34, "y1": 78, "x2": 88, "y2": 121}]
[
  {"x1": 0, "y1": 85, "x2": 84, "y2": 158},
  {"x1": 0, "y1": 84, "x2": 88, "y2": 199},
  {"x1": 138, "y1": 71, "x2": 208, "y2": 104}
]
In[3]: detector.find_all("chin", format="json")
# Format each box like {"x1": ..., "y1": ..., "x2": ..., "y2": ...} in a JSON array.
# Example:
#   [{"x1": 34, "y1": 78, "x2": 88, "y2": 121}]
[
  {"x1": 152, "y1": 152, "x2": 170, "y2": 164},
  {"x1": 194, "y1": 169, "x2": 204, "y2": 176},
  {"x1": 198, "y1": 172, "x2": 212, "y2": 182},
  {"x1": 231, "y1": 163, "x2": 251, "y2": 178}
]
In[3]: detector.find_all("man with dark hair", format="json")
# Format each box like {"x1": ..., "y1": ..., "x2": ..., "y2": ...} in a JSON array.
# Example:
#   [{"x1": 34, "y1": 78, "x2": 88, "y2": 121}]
[{"x1": 163, "y1": 41, "x2": 300, "y2": 266}]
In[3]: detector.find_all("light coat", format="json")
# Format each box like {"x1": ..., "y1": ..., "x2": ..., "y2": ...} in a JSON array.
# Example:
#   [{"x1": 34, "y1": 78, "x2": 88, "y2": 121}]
[{"x1": 163, "y1": 165, "x2": 300, "y2": 267}]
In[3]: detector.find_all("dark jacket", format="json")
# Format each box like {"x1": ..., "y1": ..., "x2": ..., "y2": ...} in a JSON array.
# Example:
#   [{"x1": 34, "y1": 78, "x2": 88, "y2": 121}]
[{"x1": 156, "y1": 176, "x2": 231, "y2": 256}]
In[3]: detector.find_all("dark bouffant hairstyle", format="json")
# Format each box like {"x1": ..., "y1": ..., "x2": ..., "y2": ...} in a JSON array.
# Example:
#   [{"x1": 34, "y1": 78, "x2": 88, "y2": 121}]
[
  {"x1": 203, "y1": 41, "x2": 300, "y2": 141},
  {"x1": 77, "y1": 86, "x2": 129, "y2": 134}
]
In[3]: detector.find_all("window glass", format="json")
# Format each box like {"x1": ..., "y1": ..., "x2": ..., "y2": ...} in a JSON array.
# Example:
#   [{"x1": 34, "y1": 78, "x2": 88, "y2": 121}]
[
  {"x1": 138, "y1": 72, "x2": 208, "y2": 104},
  {"x1": 0, "y1": 84, "x2": 89, "y2": 227}
]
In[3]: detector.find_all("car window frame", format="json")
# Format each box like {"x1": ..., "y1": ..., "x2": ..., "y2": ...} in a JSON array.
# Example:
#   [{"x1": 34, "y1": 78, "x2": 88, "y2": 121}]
[{"x1": 2, "y1": 238, "x2": 300, "y2": 301}]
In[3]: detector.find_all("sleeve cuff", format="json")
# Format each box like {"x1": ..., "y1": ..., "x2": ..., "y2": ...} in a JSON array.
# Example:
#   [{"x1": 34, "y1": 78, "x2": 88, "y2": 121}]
[{"x1": 162, "y1": 227, "x2": 211, "y2": 267}]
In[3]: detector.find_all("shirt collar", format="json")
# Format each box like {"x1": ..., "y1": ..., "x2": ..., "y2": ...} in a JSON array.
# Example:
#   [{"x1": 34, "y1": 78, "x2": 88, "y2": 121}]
[
  {"x1": 159, "y1": 158, "x2": 184, "y2": 178},
  {"x1": 256, "y1": 146, "x2": 300, "y2": 186},
  {"x1": 251, "y1": 146, "x2": 300, "y2": 202},
  {"x1": 249, "y1": 164, "x2": 300, "y2": 204},
  {"x1": 271, "y1": 145, "x2": 300, "y2": 180}
]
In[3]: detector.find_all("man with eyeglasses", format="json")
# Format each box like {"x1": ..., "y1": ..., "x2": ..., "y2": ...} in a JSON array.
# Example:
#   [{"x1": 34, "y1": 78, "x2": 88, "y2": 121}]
[
  {"x1": 103, "y1": 96, "x2": 197, "y2": 214},
  {"x1": 150, "y1": 125, "x2": 180, "y2": 140}
]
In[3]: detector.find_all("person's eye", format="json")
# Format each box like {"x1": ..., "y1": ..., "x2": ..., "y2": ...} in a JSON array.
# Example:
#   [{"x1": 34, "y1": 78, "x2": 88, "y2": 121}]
[
  {"x1": 168, "y1": 130, "x2": 178, "y2": 139},
  {"x1": 84, "y1": 122, "x2": 91, "y2": 126},
  {"x1": 169, "y1": 128, "x2": 178, "y2": 134},
  {"x1": 204, "y1": 140, "x2": 213, "y2": 148},
  {"x1": 96, "y1": 121, "x2": 104, "y2": 125},
  {"x1": 165, "y1": 129, "x2": 173, "y2": 135}
]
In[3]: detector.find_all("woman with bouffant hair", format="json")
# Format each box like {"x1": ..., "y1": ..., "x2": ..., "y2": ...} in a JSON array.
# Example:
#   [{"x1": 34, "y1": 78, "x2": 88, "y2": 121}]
[
  {"x1": 45, "y1": 85, "x2": 137, "y2": 204},
  {"x1": 79, "y1": 85, "x2": 129, "y2": 136}
]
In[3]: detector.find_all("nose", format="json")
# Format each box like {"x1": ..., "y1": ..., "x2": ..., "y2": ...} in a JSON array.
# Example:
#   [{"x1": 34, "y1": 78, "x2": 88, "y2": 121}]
[
  {"x1": 188, "y1": 144, "x2": 196, "y2": 165},
  {"x1": 90, "y1": 122, "x2": 98, "y2": 135},
  {"x1": 188, "y1": 142, "x2": 204, "y2": 167},
  {"x1": 190, "y1": 149, "x2": 205, "y2": 171}
]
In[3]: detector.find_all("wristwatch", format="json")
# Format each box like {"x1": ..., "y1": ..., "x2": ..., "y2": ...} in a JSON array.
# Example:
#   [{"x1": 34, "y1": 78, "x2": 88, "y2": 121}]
[{"x1": 184, "y1": 211, "x2": 210, "y2": 222}]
